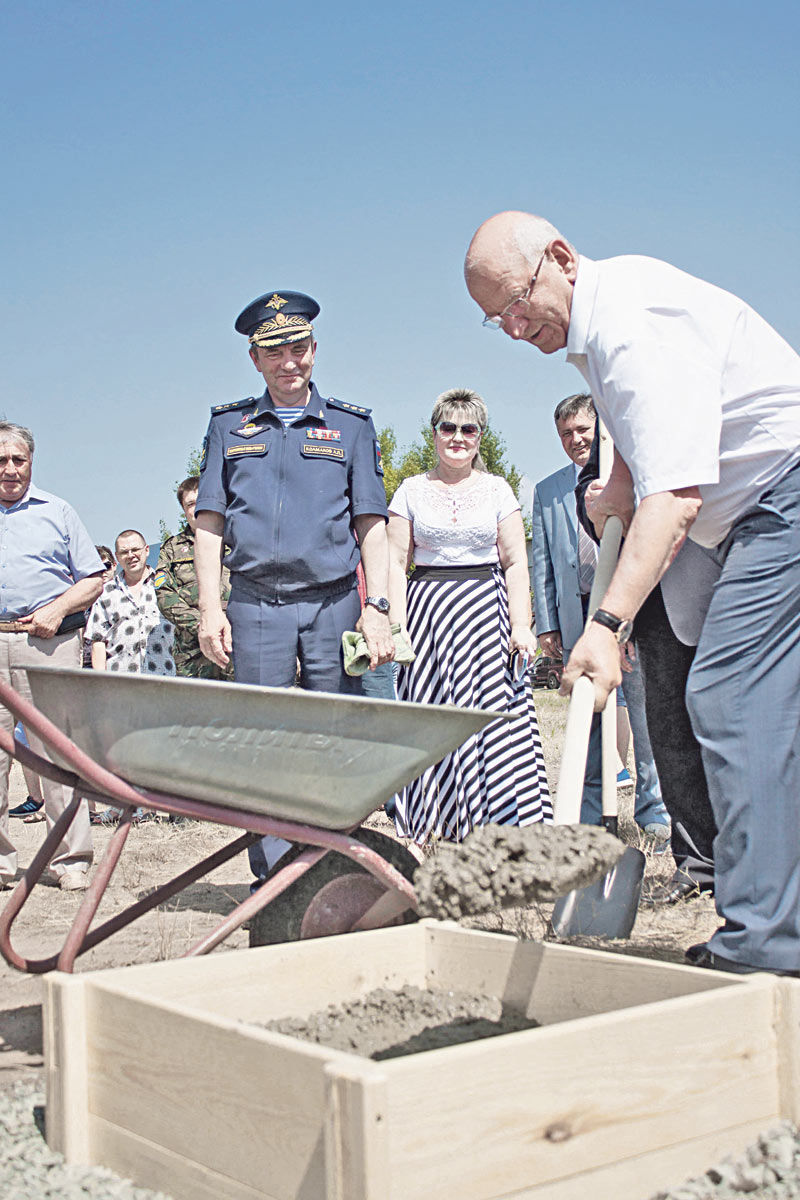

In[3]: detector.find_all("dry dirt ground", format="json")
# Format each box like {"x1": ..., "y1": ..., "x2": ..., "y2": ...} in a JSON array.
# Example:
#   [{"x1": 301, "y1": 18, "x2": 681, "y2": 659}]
[{"x1": 0, "y1": 689, "x2": 718, "y2": 1091}]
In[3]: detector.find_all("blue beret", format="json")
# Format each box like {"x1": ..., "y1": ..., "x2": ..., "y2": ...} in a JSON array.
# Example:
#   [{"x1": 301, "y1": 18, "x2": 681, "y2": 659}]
[{"x1": 235, "y1": 291, "x2": 320, "y2": 348}]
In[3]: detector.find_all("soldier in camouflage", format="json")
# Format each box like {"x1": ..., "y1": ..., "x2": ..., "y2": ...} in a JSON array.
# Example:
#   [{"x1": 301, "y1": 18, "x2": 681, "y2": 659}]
[{"x1": 155, "y1": 476, "x2": 233, "y2": 680}]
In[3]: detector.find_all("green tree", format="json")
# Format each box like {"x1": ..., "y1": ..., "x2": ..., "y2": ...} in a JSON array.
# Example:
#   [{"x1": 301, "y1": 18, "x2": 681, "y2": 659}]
[
  {"x1": 160, "y1": 447, "x2": 205, "y2": 543},
  {"x1": 185, "y1": 446, "x2": 204, "y2": 477}
]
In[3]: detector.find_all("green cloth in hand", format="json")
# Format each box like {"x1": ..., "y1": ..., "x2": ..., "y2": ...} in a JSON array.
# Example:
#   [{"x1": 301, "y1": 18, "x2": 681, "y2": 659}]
[{"x1": 342, "y1": 624, "x2": 415, "y2": 676}]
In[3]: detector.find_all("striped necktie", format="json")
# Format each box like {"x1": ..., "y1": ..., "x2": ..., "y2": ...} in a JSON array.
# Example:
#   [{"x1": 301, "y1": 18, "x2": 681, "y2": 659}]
[{"x1": 577, "y1": 521, "x2": 598, "y2": 594}]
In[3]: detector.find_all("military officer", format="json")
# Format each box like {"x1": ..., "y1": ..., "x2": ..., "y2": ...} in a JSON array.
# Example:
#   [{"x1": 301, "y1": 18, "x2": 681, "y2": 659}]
[
  {"x1": 195, "y1": 290, "x2": 394, "y2": 879},
  {"x1": 155, "y1": 475, "x2": 233, "y2": 680}
]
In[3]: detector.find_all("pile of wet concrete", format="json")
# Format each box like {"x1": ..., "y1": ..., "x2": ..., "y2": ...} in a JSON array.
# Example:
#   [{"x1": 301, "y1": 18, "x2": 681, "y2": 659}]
[
  {"x1": 263, "y1": 983, "x2": 539, "y2": 1059},
  {"x1": 413, "y1": 821, "x2": 625, "y2": 919}
]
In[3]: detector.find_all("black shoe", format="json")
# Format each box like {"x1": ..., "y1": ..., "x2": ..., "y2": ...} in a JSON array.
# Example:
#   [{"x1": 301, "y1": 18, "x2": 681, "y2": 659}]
[
  {"x1": 644, "y1": 872, "x2": 714, "y2": 906},
  {"x1": 9, "y1": 796, "x2": 43, "y2": 818},
  {"x1": 685, "y1": 943, "x2": 800, "y2": 977}
]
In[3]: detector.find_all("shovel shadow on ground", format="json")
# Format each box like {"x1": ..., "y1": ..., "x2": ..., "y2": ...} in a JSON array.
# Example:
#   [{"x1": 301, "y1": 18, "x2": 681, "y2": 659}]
[
  {"x1": 0, "y1": 1004, "x2": 43, "y2": 1064},
  {"x1": 138, "y1": 881, "x2": 251, "y2": 917}
]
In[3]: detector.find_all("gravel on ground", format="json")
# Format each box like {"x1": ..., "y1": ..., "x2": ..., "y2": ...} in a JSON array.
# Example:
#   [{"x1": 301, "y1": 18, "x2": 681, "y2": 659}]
[
  {"x1": 649, "y1": 1120, "x2": 800, "y2": 1199},
  {"x1": 0, "y1": 1076, "x2": 171, "y2": 1199}
]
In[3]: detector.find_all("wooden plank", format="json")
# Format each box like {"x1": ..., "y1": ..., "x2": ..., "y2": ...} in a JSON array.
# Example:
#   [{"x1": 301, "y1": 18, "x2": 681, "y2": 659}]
[
  {"x1": 89, "y1": 1113, "x2": 271, "y2": 1200},
  {"x1": 424, "y1": 924, "x2": 743, "y2": 1024},
  {"x1": 381, "y1": 978, "x2": 781, "y2": 1200},
  {"x1": 776, "y1": 978, "x2": 800, "y2": 1124},
  {"x1": 493, "y1": 1116, "x2": 770, "y2": 1199},
  {"x1": 43, "y1": 973, "x2": 90, "y2": 1162},
  {"x1": 424, "y1": 923, "x2": 546, "y2": 1010},
  {"x1": 84, "y1": 987, "x2": 334, "y2": 1200},
  {"x1": 78, "y1": 923, "x2": 428, "y2": 1023},
  {"x1": 324, "y1": 1061, "x2": 390, "y2": 1200}
]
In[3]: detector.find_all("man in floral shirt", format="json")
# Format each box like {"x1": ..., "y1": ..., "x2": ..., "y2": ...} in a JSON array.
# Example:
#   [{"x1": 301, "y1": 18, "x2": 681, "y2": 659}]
[{"x1": 87, "y1": 530, "x2": 176, "y2": 674}]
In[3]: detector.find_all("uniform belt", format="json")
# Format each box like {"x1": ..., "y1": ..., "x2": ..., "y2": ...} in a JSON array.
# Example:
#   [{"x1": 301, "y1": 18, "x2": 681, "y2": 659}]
[
  {"x1": 0, "y1": 612, "x2": 86, "y2": 635},
  {"x1": 231, "y1": 573, "x2": 357, "y2": 604}
]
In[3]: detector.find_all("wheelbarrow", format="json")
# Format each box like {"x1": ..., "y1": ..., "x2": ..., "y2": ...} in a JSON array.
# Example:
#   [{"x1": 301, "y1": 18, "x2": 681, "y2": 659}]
[{"x1": 0, "y1": 668, "x2": 500, "y2": 974}]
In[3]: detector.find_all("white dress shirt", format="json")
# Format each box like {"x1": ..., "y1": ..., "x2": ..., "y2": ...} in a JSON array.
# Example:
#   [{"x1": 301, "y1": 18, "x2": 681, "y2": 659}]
[{"x1": 566, "y1": 255, "x2": 800, "y2": 548}]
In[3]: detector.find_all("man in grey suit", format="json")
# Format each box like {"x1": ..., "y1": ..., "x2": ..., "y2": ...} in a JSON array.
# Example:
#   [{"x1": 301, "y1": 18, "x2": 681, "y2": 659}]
[{"x1": 532, "y1": 393, "x2": 669, "y2": 837}]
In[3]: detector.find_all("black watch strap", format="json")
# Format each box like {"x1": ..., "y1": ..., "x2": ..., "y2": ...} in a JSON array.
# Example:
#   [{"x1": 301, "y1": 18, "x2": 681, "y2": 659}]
[{"x1": 591, "y1": 608, "x2": 634, "y2": 643}]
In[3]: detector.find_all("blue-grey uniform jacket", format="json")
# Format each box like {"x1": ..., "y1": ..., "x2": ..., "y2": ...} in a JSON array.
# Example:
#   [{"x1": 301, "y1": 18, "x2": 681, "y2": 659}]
[{"x1": 195, "y1": 383, "x2": 387, "y2": 601}]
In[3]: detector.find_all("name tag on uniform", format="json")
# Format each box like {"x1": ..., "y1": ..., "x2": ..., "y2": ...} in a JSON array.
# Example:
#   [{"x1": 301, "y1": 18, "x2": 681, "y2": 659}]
[
  {"x1": 226, "y1": 443, "x2": 267, "y2": 457},
  {"x1": 301, "y1": 444, "x2": 345, "y2": 461},
  {"x1": 306, "y1": 428, "x2": 341, "y2": 441}
]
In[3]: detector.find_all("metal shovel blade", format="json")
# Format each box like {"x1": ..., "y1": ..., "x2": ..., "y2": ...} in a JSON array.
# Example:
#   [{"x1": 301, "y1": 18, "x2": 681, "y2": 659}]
[
  {"x1": 549, "y1": 845, "x2": 646, "y2": 939},
  {"x1": 551, "y1": 449, "x2": 647, "y2": 941}
]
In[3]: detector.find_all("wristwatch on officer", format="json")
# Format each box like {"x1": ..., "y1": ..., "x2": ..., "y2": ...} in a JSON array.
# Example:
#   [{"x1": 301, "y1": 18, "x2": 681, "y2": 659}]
[
  {"x1": 365, "y1": 595, "x2": 390, "y2": 615},
  {"x1": 591, "y1": 608, "x2": 634, "y2": 644}
]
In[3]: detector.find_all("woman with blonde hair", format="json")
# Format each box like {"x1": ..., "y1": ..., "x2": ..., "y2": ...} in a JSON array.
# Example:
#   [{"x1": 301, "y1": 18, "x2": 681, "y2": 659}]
[{"x1": 388, "y1": 388, "x2": 551, "y2": 842}]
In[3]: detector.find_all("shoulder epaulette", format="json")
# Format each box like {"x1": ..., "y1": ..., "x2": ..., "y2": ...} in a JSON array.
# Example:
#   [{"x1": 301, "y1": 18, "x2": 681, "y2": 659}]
[
  {"x1": 327, "y1": 397, "x2": 372, "y2": 418},
  {"x1": 211, "y1": 396, "x2": 254, "y2": 415}
]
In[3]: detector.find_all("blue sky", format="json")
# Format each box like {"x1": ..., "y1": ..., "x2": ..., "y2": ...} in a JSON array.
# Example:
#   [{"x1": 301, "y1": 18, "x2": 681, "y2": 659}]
[{"x1": 1, "y1": 0, "x2": 797, "y2": 545}]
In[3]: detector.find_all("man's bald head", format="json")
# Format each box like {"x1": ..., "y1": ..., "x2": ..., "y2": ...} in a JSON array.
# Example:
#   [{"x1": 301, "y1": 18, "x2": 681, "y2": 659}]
[
  {"x1": 464, "y1": 211, "x2": 580, "y2": 355},
  {"x1": 464, "y1": 211, "x2": 565, "y2": 287}
]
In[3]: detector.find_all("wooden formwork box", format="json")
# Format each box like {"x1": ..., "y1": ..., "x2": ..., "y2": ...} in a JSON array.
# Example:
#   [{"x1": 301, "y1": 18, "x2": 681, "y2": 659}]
[{"x1": 44, "y1": 921, "x2": 800, "y2": 1200}]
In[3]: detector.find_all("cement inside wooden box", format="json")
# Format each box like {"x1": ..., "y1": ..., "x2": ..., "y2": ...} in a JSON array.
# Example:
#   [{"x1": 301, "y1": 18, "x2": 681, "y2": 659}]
[{"x1": 44, "y1": 921, "x2": 799, "y2": 1200}]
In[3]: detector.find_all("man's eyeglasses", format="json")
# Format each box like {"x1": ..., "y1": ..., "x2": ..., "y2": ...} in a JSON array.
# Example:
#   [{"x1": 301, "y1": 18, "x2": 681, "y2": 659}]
[
  {"x1": 101, "y1": 560, "x2": 114, "y2": 570},
  {"x1": 435, "y1": 421, "x2": 482, "y2": 439},
  {"x1": 482, "y1": 249, "x2": 547, "y2": 331}
]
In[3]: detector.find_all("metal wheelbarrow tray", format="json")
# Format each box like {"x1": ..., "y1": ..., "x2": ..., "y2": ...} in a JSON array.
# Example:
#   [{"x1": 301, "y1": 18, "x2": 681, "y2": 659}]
[{"x1": 0, "y1": 667, "x2": 499, "y2": 974}]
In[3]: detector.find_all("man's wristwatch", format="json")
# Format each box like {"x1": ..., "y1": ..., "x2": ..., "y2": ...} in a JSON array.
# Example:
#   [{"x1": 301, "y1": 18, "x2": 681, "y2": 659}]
[
  {"x1": 365, "y1": 595, "x2": 390, "y2": 615},
  {"x1": 591, "y1": 608, "x2": 634, "y2": 644}
]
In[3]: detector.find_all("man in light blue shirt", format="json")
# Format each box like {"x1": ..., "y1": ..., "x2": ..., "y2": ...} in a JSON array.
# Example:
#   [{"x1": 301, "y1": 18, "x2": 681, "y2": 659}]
[{"x1": 0, "y1": 422, "x2": 104, "y2": 891}]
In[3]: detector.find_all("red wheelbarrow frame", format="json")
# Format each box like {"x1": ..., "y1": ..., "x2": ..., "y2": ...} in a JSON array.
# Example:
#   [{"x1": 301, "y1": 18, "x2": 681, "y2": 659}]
[{"x1": 0, "y1": 676, "x2": 418, "y2": 975}]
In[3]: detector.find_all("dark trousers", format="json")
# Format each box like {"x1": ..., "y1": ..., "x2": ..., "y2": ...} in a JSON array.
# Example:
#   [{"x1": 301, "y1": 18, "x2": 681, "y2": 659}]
[
  {"x1": 687, "y1": 462, "x2": 800, "y2": 969},
  {"x1": 635, "y1": 584, "x2": 717, "y2": 887},
  {"x1": 227, "y1": 578, "x2": 363, "y2": 882}
]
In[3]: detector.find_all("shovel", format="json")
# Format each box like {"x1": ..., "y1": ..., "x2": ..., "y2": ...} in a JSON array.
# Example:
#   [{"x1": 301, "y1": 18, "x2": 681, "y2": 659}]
[{"x1": 549, "y1": 427, "x2": 646, "y2": 939}]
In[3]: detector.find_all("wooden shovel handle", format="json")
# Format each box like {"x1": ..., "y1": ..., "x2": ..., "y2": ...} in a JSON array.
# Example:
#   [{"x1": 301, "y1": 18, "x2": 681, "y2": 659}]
[
  {"x1": 554, "y1": 675, "x2": 595, "y2": 826},
  {"x1": 555, "y1": 421, "x2": 624, "y2": 826}
]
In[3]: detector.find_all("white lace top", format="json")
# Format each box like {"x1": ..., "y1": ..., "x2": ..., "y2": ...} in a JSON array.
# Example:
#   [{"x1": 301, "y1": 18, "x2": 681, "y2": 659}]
[{"x1": 389, "y1": 472, "x2": 520, "y2": 565}]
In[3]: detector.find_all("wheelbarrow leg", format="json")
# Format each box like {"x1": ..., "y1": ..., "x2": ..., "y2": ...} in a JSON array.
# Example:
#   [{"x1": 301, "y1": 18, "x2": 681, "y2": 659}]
[
  {"x1": 65, "y1": 833, "x2": 264, "y2": 963},
  {"x1": 0, "y1": 797, "x2": 86, "y2": 973},
  {"x1": 56, "y1": 811, "x2": 134, "y2": 972},
  {"x1": 184, "y1": 844, "x2": 330, "y2": 957}
]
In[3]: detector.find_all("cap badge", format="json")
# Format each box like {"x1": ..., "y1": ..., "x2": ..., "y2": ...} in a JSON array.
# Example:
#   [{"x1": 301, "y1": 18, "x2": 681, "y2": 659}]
[{"x1": 267, "y1": 293, "x2": 288, "y2": 311}]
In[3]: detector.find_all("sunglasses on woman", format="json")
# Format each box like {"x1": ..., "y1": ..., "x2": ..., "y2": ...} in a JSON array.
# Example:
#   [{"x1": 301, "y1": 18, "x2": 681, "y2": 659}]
[{"x1": 435, "y1": 421, "x2": 482, "y2": 439}]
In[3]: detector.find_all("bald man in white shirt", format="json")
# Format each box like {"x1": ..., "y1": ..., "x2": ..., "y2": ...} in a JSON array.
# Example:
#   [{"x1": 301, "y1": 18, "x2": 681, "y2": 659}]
[{"x1": 465, "y1": 211, "x2": 800, "y2": 977}]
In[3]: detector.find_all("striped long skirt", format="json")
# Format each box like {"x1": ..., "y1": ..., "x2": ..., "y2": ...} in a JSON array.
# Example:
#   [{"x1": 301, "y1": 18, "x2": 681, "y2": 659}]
[{"x1": 394, "y1": 564, "x2": 552, "y2": 843}]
